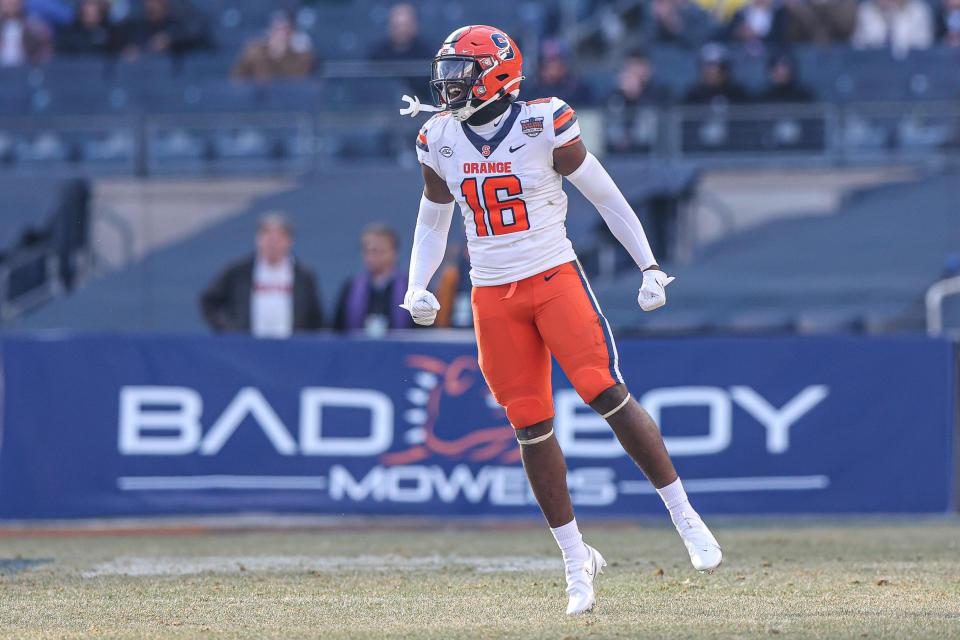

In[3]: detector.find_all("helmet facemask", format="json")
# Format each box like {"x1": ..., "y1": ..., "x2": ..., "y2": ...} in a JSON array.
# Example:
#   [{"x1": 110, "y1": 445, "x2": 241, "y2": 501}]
[
  {"x1": 431, "y1": 56, "x2": 483, "y2": 115},
  {"x1": 430, "y1": 54, "x2": 522, "y2": 122}
]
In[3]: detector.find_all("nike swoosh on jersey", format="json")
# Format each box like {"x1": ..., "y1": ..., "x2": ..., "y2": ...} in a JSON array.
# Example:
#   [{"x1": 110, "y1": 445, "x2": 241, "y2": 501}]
[
  {"x1": 544, "y1": 270, "x2": 561, "y2": 281},
  {"x1": 509, "y1": 144, "x2": 526, "y2": 153}
]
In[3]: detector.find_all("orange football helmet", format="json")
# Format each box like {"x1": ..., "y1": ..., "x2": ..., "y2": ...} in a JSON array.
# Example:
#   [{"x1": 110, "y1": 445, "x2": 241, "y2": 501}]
[{"x1": 430, "y1": 25, "x2": 525, "y2": 122}]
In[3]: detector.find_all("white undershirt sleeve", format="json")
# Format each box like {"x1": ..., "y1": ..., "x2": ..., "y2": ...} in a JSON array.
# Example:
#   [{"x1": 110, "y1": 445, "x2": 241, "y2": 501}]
[
  {"x1": 565, "y1": 152, "x2": 658, "y2": 270},
  {"x1": 408, "y1": 193, "x2": 455, "y2": 290}
]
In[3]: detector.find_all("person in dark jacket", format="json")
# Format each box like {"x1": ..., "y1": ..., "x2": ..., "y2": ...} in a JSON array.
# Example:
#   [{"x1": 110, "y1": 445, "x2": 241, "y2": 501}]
[
  {"x1": 785, "y1": 0, "x2": 858, "y2": 46},
  {"x1": 368, "y1": 3, "x2": 432, "y2": 99},
  {"x1": 56, "y1": 0, "x2": 119, "y2": 55},
  {"x1": 368, "y1": 2, "x2": 432, "y2": 61},
  {"x1": 646, "y1": 0, "x2": 716, "y2": 49},
  {"x1": 334, "y1": 223, "x2": 412, "y2": 334},
  {"x1": 754, "y1": 51, "x2": 814, "y2": 102},
  {"x1": 683, "y1": 43, "x2": 749, "y2": 106},
  {"x1": 114, "y1": 0, "x2": 210, "y2": 60},
  {"x1": 605, "y1": 50, "x2": 672, "y2": 154},
  {"x1": 521, "y1": 39, "x2": 593, "y2": 106},
  {"x1": 199, "y1": 212, "x2": 323, "y2": 337}
]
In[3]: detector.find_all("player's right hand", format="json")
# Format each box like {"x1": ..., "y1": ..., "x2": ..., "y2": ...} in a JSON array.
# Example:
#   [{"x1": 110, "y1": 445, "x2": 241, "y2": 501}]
[
  {"x1": 401, "y1": 289, "x2": 441, "y2": 326},
  {"x1": 638, "y1": 269, "x2": 675, "y2": 311}
]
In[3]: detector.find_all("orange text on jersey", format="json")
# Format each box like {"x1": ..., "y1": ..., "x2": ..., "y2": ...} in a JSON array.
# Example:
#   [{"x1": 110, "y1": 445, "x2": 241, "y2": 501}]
[{"x1": 463, "y1": 161, "x2": 512, "y2": 174}]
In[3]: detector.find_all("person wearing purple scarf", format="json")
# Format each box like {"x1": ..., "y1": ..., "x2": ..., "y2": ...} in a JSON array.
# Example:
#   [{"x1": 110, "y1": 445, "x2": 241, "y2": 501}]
[{"x1": 334, "y1": 224, "x2": 411, "y2": 334}]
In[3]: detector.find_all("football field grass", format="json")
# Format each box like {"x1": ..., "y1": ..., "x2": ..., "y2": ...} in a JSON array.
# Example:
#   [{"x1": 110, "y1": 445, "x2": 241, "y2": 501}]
[{"x1": 1, "y1": 518, "x2": 958, "y2": 639}]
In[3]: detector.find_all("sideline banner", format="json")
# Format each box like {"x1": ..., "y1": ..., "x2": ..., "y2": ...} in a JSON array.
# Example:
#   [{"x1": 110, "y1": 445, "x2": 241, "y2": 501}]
[{"x1": 0, "y1": 334, "x2": 954, "y2": 518}]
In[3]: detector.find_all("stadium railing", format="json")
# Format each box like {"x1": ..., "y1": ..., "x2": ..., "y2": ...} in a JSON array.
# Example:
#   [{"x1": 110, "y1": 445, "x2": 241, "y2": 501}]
[
  {"x1": 926, "y1": 276, "x2": 960, "y2": 337},
  {"x1": 0, "y1": 101, "x2": 957, "y2": 177},
  {"x1": 0, "y1": 245, "x2": 64, "y2": 323}
]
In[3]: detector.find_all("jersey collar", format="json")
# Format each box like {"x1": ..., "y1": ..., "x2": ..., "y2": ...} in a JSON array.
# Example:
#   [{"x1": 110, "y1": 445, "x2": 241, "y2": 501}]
[{"x1": 460, "y1": 102, "x2": 521, "y2": 158}]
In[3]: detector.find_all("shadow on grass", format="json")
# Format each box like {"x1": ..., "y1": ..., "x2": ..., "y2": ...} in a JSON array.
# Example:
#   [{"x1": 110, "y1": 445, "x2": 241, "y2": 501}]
[{"x1": 0, "y1": 558, "x2": 53, "y2": 575}]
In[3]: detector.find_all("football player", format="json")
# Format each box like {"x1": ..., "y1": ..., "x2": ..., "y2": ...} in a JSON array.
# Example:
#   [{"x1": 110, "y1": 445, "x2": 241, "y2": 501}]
[{"x1": 400, "y1": 25, "x2": 722, "y2": 615}]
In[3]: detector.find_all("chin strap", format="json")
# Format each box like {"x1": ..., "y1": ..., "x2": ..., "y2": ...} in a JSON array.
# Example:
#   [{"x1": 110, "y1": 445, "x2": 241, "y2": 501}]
[
  {"x1": 398, "y1": 75, "x2": 525, "y2": 120},
  {"x1": 450, "y1": 76, "x2": 524, "y2": 122}
]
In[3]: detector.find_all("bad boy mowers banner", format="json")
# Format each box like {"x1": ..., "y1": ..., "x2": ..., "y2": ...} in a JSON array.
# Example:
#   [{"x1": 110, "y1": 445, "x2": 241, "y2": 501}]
[{"x1": 0, "y1": 334, "x2": 954, "y2": 518}]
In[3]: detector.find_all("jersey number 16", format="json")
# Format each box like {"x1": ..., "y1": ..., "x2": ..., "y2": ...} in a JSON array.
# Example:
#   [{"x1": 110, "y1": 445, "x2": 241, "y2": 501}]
[{"x1": 461, "y1": 175, "x2": 530, "y2": 237}]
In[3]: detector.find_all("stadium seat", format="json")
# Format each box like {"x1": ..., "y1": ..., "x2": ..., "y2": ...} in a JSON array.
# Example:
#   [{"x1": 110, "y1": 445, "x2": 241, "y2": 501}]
[
  {"x1": 141, "y1": 80, "x2": 263, "y2": 113},
  {"x1": 318, "y1": 78, "x2": 411, "y2": 110},
  {"x1": 0, "y1": 85, "x2": 30, "y2": 116},
  {"x1": 180, "y1": 53, "x2": 235, "y2": 79},
  {"x1": 264, "y1": 81, "x2": 324, "y2": 111},
  {"x1": 107, "y1": 56, "x2": 179, "y2": 87}
]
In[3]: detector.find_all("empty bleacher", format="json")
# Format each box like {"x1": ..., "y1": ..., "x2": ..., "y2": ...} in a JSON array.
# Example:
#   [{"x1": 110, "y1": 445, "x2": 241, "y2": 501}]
[{"x1": 591, "y1": 169, "x2": 960, "y2": 335}]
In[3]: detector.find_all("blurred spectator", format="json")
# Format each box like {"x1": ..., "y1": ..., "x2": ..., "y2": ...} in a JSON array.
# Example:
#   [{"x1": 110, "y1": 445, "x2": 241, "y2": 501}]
[
  {"x1": 852, "y1": 0, "x2": 934, "y2": 58},
  {"x1": 334, "y1": 224, "x2": 411, "y2": 334},
  {"x1": 369, "y1": 3, "x2": 431, "y2": 99},
  {"x1": 369, "y1": 3, "x2": 432, "y2": 60},
  {"x1": 694, "y1": 0, "x2": 751, "y2": 20},
  {"x1": 523, "y1": 39, "x2": 592, "y2": 105},
  {"x1": 754, "y1": 51, "x2": 814, "y2": 102},
  {"x1": 434, "y1": 245, "x2": 473, "y2": 328},
  {"x1": 56, "y1": 0, "x2": 118, "y2": 55},
  {"x1": 199, "y1": 212, "x2": 324, "y2": 337},
  {"x1": 784, "y1": 0, "x2": 857, "y2": 45},
  {"x1": 27, "y1": 0, "x2": 72, "y2": 26},
  {"x1": 115, "y1": 0, "x2": 210, "y2": 60},
  {"x1": 938, "y1": 0, "x2": 960, "y2": 47},
  {"x1": 0, "y1": 0, "x2": 52, "y2": 66},
  {"x1": 683, "y1": 43, "x2": 749, "y2": 105},
  {"x1": 725, "y1": 0, "x2": 789, "y2": 48},
  {"x1": 231, "y1": 11, "x2": 315, "y2": 82},
  {"x1": 605, "y1": 50, "x2": 671, "y2": 154},
  {"x1": 646, "y1": 0, "x2": 716, "y2": 49}
]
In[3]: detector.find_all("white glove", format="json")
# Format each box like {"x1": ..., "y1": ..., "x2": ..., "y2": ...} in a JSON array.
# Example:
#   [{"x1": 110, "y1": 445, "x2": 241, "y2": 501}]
[
  {"x1": 638, "y1": 269, "x2": 675, "y2": 311},
  {"x1": 400, "y1": 289, "x2": 441, "y2": 326}
]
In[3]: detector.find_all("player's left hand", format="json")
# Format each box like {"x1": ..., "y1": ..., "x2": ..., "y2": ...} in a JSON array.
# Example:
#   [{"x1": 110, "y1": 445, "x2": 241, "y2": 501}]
[
  {"x1": 401, "y1": 289, "x2": 441, "y2": 325},
  {"x1": 638, "y1": 269, "x2": 675, "y2": 311}
]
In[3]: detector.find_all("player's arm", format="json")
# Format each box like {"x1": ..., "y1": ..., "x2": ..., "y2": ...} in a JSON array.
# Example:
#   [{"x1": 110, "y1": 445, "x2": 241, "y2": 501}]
[
  {"x1": 401, "y1": 164, "x2": 456, "y2": 326},
  {"x1": 554, "y1": 140, "x2": 674, "y2": 311}
]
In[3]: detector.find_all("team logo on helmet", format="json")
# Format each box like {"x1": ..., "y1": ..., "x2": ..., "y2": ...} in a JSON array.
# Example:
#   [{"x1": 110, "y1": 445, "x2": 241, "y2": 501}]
[
  {"x1": 520, "y1": 117, "x2": 544, "y2": 138},
  {"x1": 489, "y1": 32, "x2": 515, "y2": 61},
  {"x1": 430, "y1": 25, "x2": 525, "y2": 123}
]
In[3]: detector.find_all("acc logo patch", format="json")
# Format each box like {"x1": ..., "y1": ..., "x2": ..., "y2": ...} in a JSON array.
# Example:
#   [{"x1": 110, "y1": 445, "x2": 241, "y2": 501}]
[
  {"x1": 520, "y1": 116, "x2": 544, "y2": 138},
  {"x1": 481, "y1": 144, "x2": 492, "y2": 157},
  {"x1": 440, "y1": 146, "x2": 453, "y2": 157}
]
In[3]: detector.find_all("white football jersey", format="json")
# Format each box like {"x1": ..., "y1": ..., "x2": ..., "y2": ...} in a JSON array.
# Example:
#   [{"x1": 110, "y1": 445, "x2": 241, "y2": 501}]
[{"x1": 416, "y1": 97, "x2": 582, "y2": 287}]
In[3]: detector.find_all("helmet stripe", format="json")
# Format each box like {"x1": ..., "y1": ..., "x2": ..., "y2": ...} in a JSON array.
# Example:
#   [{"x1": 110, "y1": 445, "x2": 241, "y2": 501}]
[{"x1": 445, "y1": 26, "x2": 470, "y2": 46}]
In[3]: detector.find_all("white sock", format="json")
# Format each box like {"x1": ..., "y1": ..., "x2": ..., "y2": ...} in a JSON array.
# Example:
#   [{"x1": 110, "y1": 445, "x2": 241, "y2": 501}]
[
  {"x1": 550, "y1": 518, "x2": 588, "y2": 562},
  {"x1": 656, "y1": 477, "x2": 695, "y2": 524}
]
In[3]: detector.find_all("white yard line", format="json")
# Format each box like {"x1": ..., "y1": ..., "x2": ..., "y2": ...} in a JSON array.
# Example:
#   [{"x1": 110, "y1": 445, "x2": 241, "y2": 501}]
[{"x1": 81, "y1": 554, "x2": 561, "y2": 578}]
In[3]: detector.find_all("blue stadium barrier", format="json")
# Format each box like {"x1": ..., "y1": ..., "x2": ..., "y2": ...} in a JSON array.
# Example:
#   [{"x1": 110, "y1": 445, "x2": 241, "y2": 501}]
[{"x1": 0, "y1": 333, "x2": 954, "y2": 519}]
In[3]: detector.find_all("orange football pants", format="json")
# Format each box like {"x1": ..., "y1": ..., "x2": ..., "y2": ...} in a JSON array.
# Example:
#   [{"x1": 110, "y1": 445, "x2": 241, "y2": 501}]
[{"x1": 471, "y1": 260, "x2": 623, "y2": 429}]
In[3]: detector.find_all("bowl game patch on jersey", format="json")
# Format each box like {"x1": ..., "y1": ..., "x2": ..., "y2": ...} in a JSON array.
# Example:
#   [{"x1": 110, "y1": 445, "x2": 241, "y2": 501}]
[{"x1": 520, "y1": 117, "x2": 544, "y2": 137}]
